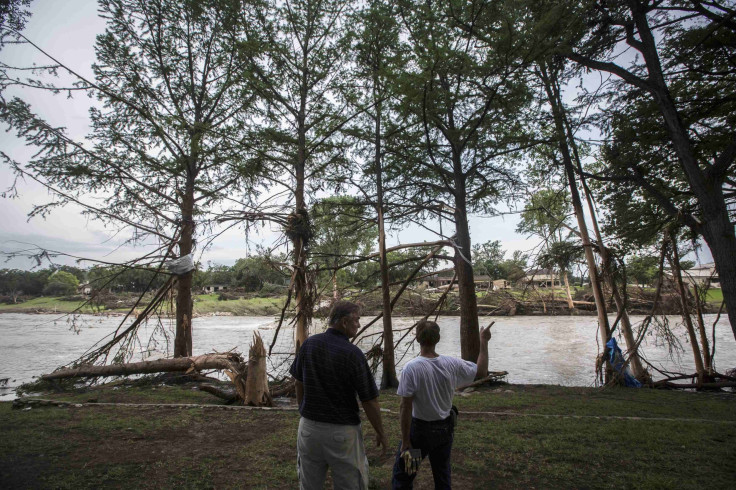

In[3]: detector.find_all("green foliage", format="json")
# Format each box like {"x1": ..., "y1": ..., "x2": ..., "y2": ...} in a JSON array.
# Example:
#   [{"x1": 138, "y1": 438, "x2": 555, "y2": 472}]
[
  {"x1": 232, "y1": 255, "x2": 288, "y2": 290},
  {"x1": 517, "y1": 189, "x2": 572, "y2": 242},
  {"x1": 626, "y1": 255, "x2": 660, "y2": 286},
  {"x1": 473, "y1": 240, "x2": 505, "y2": 279},
  {"x1": 87, "y1": 265, "x2": 167, "y2": 293},
  {"x1": 43, "y1": 270, "x2": 79, "y2": 296},
  {"x1": 312, "y1": 196, "x2": 377, "y2": 291},
  {"x1": 537, "y1": 240, "x2": 583, "y2": 275}
]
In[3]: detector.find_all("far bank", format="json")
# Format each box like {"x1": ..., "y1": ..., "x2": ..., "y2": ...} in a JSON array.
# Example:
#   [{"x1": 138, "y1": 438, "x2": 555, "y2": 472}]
[{"x1": 0, "y1": 287, "x2": 724, "y2": 317}]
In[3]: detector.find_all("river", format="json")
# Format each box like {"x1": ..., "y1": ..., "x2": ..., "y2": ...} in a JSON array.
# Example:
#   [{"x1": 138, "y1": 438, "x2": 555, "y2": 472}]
[{"x1": 1, "y1": 312, "x2": 734, "y2": 400}]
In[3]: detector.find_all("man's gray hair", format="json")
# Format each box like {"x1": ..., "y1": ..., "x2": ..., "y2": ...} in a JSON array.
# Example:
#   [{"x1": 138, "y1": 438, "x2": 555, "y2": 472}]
[{"x1": 328, "y1": 301, "x2": 360, "y2": 327}]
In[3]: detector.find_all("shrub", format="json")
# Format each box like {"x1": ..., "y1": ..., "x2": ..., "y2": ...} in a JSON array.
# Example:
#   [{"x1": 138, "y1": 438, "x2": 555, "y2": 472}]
[{"x1": 43, "y1": 271, "x2": 80, "y2": 296}]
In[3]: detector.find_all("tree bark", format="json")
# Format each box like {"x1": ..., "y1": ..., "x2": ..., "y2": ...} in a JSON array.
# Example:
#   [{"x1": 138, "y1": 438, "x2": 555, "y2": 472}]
[
  {"x1": 375, "y1": 96, "x2": 399, "y2": 389},
  {"x1": 454, "y1": 185, "x2": 480, "y2": 361},
  {"x1": 293, "y1": 47, "x2": 310, "y2": 353},
  {"x1": 244, "y1": 332, "x2": 272, "y2": 406},
  {"x1": 562, "y1": 271, "x2": 574, "y2": 310},
  {"x1": 667, "y1": 229, "x2": 706, "y2": 381},
  {"x1": 538, "y1": 61, "x2": 611, "y2": 382},
  {"x1": 174, "y1": 182, "x2": 195, "y2": 358}
]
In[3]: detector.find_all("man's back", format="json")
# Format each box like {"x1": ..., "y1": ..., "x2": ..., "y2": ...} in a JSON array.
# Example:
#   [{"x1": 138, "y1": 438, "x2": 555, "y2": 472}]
[
  {"x1": 398, "y1": 355, "x2": 476, "y2": 421},
  {"x1": 290, "y1": 328, "x2": 378, "y2": 425}
]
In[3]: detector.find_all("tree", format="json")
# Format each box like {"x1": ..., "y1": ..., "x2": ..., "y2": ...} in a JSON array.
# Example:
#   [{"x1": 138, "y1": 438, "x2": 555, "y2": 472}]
[
  {"x1": 395, "y1": 0, "x2": 533, "y2": 360},
  {"x1": 43, "y1": 270, "x2": 79, "y2": 296},
  {"x1": 566, "y1": 0, "x2": 736, "y2": 339},
  {"x1": 0, "y1": 269, "x2": 24, "y2": 302},
  {"x1": 232, "y1": 254, "x2": 289, "y2": 291},
  {"x1": 1, "y1": 0, "x2": 264, "y2": 357},
  {"x1": 518, "y1": 190, "x2": 578, "y2": 308},
  {"x1": 473, "y1": 240, "x2": 506, "y2": 281},
  {"x1": 311, "y1": 196, "x2": 377, "y2": 299},
  {"x1": 249, "y1": 0, "x2": 354, "y2": 353},
  {"x1": 499, "y1": 251, "x2": 529, "y2": 283},
  {"x1": 347, "y1": 0, "x2": 407, "y2": 390},
  {"x1": 626, "y1": 255, "x2": 660, "y2": 286}
]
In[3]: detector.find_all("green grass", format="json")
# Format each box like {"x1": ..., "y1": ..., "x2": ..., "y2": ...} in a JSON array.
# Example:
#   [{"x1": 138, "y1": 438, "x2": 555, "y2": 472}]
[
  {"x1": 0, "y1": 294, "x2": 288, "y2": 316},
  {"x1": 705, "y1": 288, "x2": 724, "y2": 305},
  {"x1": 3, "y1": 384, "x2": 735, "y2": 489},
  {"x1": 0, "y1": 296, "x2": 103, "y2": 313},
  {"x1": 192, "y1": 293, "x2": 286, "y2": 316}
]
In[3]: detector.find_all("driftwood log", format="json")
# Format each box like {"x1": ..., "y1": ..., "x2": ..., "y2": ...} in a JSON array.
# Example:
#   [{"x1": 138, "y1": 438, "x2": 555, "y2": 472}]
[
  {"x1": 41, "y1": 353, "x2": 246, "y2": 380},
  {"x1": 457, "y1": 371, "x2": 508, "y2": 391}
]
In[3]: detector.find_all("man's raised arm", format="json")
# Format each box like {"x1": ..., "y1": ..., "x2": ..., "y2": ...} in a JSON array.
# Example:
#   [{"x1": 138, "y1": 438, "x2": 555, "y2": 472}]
[{"x1": 475, "y1": 322, "x2": 493, "y2": 379}]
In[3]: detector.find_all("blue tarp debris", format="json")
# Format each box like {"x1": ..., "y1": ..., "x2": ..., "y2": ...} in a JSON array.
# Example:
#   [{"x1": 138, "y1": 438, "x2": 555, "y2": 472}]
[{"x1": 606, "y1": 338, "x2": 642, "y2": 388}]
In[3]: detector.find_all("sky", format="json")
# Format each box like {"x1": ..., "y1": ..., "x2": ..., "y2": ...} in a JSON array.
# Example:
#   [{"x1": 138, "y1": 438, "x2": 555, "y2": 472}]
[{"x1": 0, "y1": 0, "x2": 713, "y2": 272}]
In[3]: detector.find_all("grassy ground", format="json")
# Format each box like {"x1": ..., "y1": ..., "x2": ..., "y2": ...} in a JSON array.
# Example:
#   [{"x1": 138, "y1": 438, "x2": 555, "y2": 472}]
[
  {"x1": 0, "y1": 296, "x2": 103, "y2": 314},
  {"x1": 0, "y1": 294, "x2": 287, "y2": 316},
  {"x1": 2, "y1": 383, "x2": 734, "y2": 489},
  {"x1": 192, "y1": 293, "x2": 286, "y2": 316},
  {"x1": 706, "y1": 288, "x2": 724, "y2": 305}
]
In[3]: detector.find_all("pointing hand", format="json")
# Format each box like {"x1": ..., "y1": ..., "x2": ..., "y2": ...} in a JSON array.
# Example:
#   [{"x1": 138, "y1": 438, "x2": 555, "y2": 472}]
[{"x1": 480, "y1": 321, "x2": 494, "y2": 343}]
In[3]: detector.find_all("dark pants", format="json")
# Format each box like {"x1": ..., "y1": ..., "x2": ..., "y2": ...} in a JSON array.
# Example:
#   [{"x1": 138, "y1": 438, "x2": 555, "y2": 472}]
[{"x1": 391, "y1": 417, "x2": 454, "y2": 489}]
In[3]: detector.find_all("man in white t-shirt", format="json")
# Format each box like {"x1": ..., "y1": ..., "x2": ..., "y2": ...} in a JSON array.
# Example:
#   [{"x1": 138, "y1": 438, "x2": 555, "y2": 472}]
[{"x1": 391, "y1": 319, "x2": 492, "y2": 489}]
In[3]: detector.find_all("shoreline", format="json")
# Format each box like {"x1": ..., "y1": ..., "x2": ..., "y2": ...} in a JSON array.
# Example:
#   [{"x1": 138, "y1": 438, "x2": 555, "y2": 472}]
[{"x1": 0, "y1": 307, "x2": 719, "y2": 317}]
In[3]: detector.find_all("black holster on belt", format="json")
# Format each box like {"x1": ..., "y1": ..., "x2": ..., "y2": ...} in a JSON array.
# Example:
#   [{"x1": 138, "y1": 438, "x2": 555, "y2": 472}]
[{"x1": 449, "y1": 405, "x2": 458, "y2": 429}]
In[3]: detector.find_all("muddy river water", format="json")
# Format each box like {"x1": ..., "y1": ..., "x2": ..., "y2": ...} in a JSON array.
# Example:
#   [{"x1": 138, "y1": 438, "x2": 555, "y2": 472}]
[{"x1": 1, "y1": 312, "x2": 734, "y2": 399}]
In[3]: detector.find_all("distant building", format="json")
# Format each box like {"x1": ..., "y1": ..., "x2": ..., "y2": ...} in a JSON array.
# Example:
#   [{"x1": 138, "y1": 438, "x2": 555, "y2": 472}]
[
  {"x1": 492, "y1": 279, "x2": 511, "y2": 290},
  {"x1": 681, "y1": 262, "x2": 719, "y2": 288},
  {"x1": 522, "y1": 268, "x2": 559, "y2": 288},
  {"x1": 203, "y1": 284, "x2": 229, "y2": 293},
  {"x1": 78, "y1": 283, "x2": 92, "y2": 296},
  {"x1": 423, "y1": 269, "x2": 455, "y2": 289},
  {"x1": 423, "y1": 270, "x2": 495, "y2": 290}
]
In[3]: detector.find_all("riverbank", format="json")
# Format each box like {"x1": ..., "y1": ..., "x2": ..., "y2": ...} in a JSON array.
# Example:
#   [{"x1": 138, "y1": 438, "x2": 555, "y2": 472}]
[
  {"x1": 0, "y1": 287, "x2": 723, "y2": 317},
  {"x1": 2, "y1": 382, "x2": 734, "y2": 489}
]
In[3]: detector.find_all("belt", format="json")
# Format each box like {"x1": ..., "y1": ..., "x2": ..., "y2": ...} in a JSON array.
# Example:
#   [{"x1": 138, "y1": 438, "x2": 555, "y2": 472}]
[{"x1": 412, "y1": 415, "x2": 452, "y2": 427}]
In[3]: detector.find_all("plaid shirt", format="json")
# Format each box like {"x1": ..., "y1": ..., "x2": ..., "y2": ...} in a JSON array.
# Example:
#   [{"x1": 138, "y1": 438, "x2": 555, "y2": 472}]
[{"x1": 290, "y1": 328, "x2": 379, "y2": 425}]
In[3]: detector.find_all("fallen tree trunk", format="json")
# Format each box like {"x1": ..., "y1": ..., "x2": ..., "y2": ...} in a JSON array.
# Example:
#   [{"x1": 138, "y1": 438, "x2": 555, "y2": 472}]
[
  {"x1": 41, "y1": 353, "x2": 246, "y2": 380},
  {"x1": 198, "y1": 384, "x2": 238, "y2": 404}
]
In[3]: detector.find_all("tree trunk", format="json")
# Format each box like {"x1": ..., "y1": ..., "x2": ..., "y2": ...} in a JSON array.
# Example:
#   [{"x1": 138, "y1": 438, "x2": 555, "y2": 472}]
[
  {"x1": 375, "y1": 97, "x2": 398, "y2": 389},
  {"x1": 667, "y1": 230, "x2": 706, "y2": 381},
  {"x1": 538, "y1": 61, "x2": 611, "y2": 382},
  {"x1": 244, "y1": 332, "x2": 272, "y2": 406},
  {"x1": 42, "y1": 353, "x2": 245, "y2": 380},
  {"x1": 563, "y1": 271, "x2": 574, "y2": 310},
  {"x1": 692, "y1": 286, "x2": 712, "y2": 373},
  {"x1": 454, "y1": 187, "x2": 480, "y2": 361},
  {"x1": 293, "y1": 57, "x2": 310, "y2": 353},
  {"x1": 174, "y1": 185, "x2": 195, "y2": 358}
]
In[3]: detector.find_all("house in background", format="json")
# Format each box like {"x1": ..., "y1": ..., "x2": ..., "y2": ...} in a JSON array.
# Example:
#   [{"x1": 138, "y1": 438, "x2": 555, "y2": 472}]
[
  {"x1": 424, "y1": 269, "x2": 455, "y2": 289},
  {"x1": 681, "y1": 262, "x2": 720, "y2": 288},
  {"x1": 203, "y1": 284, "x2": 229, "y2": 293},
  {"x1": 423, "y1": 269, "x2": 506, "y2": 290},
  {"x1": 522, "y1": 268, "x2": 559, "y2": 288}
]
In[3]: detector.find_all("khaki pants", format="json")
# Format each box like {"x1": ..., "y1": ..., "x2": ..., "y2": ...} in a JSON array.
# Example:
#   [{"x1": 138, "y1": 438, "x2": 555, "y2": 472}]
[{"x1": 297, "y1": 417, "x2": 369, "y2": 490}]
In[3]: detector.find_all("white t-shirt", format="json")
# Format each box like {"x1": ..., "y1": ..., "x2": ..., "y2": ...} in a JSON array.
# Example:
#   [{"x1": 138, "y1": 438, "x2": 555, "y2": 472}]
[{"x1": 397, "y1": 355, "x2": 477, "y2": 421}]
